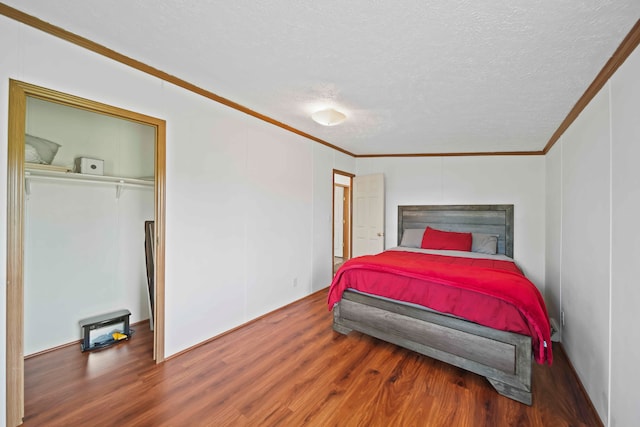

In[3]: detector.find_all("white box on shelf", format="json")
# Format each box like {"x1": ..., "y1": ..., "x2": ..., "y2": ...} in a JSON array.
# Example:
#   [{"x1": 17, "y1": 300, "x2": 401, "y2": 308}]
[{"x1": 74, "y1": 157, "x2": 104, "y2": 175}]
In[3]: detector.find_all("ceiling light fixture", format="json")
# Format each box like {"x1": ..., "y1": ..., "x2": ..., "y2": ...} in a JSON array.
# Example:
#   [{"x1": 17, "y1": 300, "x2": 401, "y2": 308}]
[{"x1": 311, "y1": 108, "x2": 346, "y2": 126}]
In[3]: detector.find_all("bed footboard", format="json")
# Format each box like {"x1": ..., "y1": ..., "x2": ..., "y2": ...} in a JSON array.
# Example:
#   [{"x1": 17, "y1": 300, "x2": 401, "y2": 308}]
[{"x1": 333, "y1": 291, "x2": 532, "y2": 405}]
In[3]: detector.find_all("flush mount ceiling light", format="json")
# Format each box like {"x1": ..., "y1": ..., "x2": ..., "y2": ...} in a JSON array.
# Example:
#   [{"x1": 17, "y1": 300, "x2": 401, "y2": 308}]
[{"x1": 311, "y1": 108, "x2": 346, "y2": 126}]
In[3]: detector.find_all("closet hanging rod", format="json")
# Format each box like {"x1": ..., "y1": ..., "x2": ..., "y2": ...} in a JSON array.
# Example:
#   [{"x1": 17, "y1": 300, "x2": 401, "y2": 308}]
[{"x1": 24, "y1": 170, "x2": 153, "y2": 198}]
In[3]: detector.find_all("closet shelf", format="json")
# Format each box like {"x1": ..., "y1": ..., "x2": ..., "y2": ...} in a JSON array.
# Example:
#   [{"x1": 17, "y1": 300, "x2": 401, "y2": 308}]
[{"x1": 25, "y1": 167, "x2": 153, "y2": 199}]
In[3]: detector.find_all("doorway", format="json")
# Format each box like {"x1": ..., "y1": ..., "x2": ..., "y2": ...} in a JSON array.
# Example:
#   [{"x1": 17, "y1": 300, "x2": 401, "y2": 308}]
[
  {"x1": 333, "y1": 170, "x2": 353, "y2": 274},
  {"x1": 6, "y1": 80, "x2": 166, "y2": 426}
]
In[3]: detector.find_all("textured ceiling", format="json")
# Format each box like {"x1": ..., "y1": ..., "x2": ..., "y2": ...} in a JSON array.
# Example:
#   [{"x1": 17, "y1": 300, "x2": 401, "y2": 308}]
[{"x1": 5, "y1": 1, "x2": 640, "y2": 155}]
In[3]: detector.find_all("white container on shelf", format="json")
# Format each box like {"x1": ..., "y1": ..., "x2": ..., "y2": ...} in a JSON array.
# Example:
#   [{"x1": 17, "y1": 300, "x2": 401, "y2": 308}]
[{"x1": 74, "y1": 157, "x2": 104, "y2": 175}]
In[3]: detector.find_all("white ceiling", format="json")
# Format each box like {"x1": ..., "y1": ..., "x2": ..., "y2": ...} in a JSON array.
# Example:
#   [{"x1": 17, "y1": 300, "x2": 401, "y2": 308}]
[{"x1": 6, "y1": 1, "x2": 640, "y2": 155}]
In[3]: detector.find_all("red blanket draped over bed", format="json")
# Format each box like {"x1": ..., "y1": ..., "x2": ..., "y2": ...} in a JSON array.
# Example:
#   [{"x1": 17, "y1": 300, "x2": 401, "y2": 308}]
[{"x1": 327, "y1": 250, "x2": 552, "y2": 364}]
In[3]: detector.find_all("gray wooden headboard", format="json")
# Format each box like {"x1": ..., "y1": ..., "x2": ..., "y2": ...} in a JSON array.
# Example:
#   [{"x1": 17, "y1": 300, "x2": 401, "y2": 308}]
[{"x1": 397, "y1": 205, "x2": 514, "y2": 257}]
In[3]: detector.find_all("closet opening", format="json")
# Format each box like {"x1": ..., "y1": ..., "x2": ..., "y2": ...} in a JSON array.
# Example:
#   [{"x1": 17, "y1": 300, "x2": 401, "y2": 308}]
[
  {"x1": 6, "y1": 80, "x2": 166, "y2": 426},
  {"x1": 333, "y1": 170, "x2": 354, "y2": 274}
]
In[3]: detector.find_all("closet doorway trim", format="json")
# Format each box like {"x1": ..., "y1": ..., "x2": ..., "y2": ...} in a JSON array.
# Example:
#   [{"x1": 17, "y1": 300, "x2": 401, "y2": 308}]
[{"x1": 5, "y1": 79, "x2": 167, "y2": 427}]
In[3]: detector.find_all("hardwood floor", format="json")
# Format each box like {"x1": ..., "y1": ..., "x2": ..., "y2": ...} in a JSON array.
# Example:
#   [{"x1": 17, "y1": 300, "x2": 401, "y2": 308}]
[{"x1": 23, "y1": 289, "x2": 602, "y2": 427}]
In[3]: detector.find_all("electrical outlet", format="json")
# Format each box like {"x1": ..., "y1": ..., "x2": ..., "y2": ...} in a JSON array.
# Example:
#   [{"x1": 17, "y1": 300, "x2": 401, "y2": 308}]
[
  {"x1": 561, "y1": 311, "x2": 565, "y2": 326},
  {"x1": 293, "y1": 277, "x2": 298, "y2": 288}
]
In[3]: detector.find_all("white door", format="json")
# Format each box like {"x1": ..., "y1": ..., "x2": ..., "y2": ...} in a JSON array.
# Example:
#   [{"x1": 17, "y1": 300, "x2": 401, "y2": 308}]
[
  {"x1": 352, "y1": 173, "x2": 384, "y2": 257},
  {"x1": 333, "y1": 185, "x2": 344, "y2": 257}
]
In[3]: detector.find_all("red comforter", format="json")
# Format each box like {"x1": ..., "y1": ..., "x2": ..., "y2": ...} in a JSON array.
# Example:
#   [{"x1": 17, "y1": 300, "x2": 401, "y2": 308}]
[{"x1": 328, "y1": 250, "x2": 552, "y2": 364}]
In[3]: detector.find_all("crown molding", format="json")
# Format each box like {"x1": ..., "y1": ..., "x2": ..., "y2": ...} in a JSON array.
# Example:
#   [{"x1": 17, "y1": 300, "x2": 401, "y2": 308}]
[{"x1": 355, "y1": 150, "x2": 544, "y2": 158}]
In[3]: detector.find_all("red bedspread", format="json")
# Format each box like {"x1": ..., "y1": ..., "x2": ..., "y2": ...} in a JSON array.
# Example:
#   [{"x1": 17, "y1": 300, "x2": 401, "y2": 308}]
[{"x1": 328, "y1": 250, "x2": 552, "y2": 364}]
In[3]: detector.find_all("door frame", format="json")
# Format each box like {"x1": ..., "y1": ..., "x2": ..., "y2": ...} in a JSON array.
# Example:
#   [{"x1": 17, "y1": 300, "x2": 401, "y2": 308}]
[
  {"x1": 6, "y1": 80, "x2": 167, "y2": 426},
  {"x1": 332, "y1": 170, "x2": 354, "y2": 270}
]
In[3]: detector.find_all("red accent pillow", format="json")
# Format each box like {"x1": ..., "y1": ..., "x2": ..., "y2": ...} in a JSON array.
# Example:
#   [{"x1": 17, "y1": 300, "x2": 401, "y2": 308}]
[{"x1": 421, "y1": 227, "x2": 472, "y2": 251}]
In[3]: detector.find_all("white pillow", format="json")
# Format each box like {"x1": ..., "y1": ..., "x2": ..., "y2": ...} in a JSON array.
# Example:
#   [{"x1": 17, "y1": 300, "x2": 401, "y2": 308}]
[
  {"x1": 400, "y1": 228, "x2": 426, "y2": 248},
  {"x1": 25, "y1": 134, "x2": 61, "y2": 164},
  {"x1": 25, "y1": 143, "x2": 44, "y2": 163},
  {"x1": 472, "y1": 233, "x2": 498, "y2": 255}
]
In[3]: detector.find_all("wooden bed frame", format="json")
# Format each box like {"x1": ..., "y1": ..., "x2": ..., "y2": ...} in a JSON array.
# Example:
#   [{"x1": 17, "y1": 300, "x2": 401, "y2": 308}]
[{"x1": 332, "y1": 204, "x2": 534, "y2": 405}]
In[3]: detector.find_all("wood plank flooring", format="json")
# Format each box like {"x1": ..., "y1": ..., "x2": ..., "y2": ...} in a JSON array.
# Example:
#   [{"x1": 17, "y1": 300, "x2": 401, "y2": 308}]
[{"x1": 23, "y1": 289, "x2": 602, "y2": 426}]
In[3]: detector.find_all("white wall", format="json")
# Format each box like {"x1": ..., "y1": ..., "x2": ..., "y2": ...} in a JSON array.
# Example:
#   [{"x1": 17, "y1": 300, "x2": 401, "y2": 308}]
[
  {"x1": 545, "y1": 45, "x2": 640, "y2": 426},
  {"x1": 562, "y1": 86, "x2": 611, "y2": 421},
  {"x1": 24, "y1": 182, "x2": 153, "y2": 354},
  {"x1": 610, "y1": 44, "x2": 640, "y2": 427},
  {"x1": 544, "y1": 142, "x2": 562, "y2": 332},
  {"x1": 334, "y1": 174, "x2": 350, "y2": 186},
  {"x1": 26, "y1": 97, "x2": 155, "y2": 177},
  {"x1": 0, "y1": 14, "x2": 355, "y2": 423},
  {"x1": 355, "y1": 156, "x2": 546, "y2": 288}
]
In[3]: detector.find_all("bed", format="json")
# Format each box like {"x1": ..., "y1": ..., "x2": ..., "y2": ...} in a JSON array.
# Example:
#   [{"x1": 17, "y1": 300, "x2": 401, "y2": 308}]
[{"x1": 329, "y1": 204, "x2": 551, "y2": 405}]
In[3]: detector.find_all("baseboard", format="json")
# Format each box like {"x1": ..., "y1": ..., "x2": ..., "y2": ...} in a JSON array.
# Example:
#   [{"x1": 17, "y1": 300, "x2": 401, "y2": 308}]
[{"x1": 557, "y1": 343, "x2": 604, "y2": 427}]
